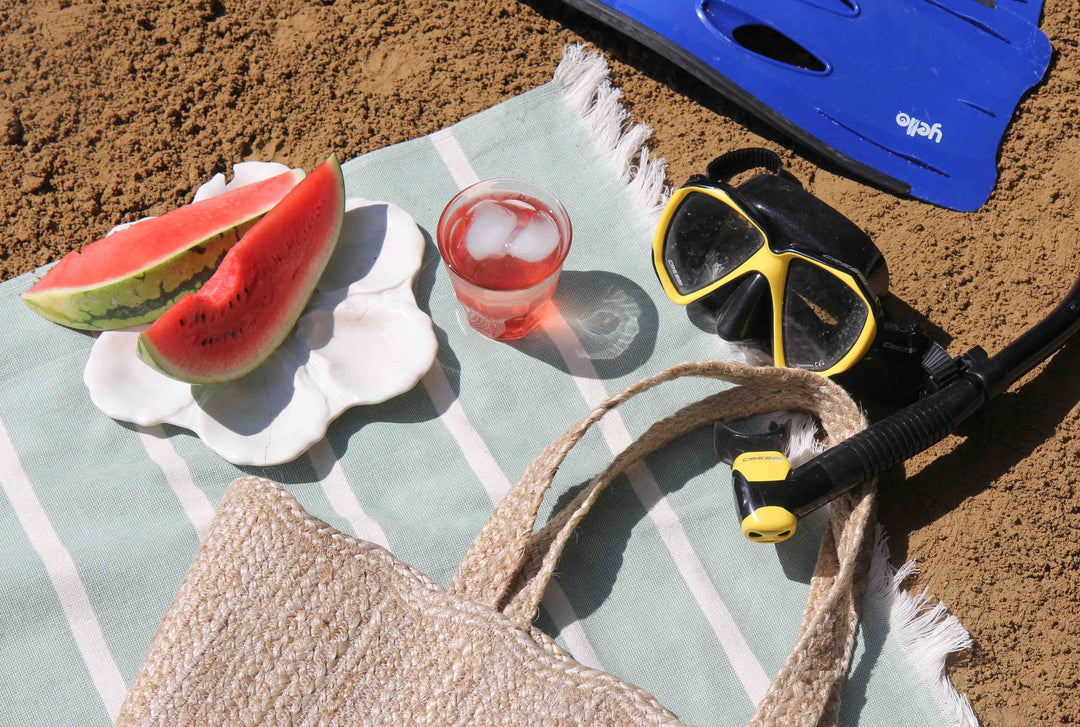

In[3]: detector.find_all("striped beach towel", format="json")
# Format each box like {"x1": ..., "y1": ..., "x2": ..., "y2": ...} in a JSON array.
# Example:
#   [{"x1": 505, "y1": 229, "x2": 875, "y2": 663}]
[{"x1": 0, "y1": 46, "x2": 975, "y2": 727}]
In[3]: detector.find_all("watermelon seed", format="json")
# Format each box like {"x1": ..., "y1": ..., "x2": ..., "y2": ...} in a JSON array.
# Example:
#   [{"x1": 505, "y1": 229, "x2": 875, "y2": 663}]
[
  {"x1": 179, "y1": 319, "x2": 184, "y2": 327},
  {"x1": 201, "y1": 314, "x2": 206, "y2": 322}
]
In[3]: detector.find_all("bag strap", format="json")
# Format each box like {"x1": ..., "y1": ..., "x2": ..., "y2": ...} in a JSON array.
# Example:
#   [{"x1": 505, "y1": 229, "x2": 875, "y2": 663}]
[
  {"x1": 450, "y1": 360, "x2": 862, "y2": 622},
  {"x1": 452, "y1": 359, "x2": 875, "y2": 727},
  {"x1": 705, "y1": 147, "x2": 783, "y2": 183}
]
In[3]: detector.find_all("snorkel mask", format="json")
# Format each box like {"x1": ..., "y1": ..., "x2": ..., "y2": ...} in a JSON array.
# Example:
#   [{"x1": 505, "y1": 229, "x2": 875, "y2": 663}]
[
  {"x1": 653, "y1": 148, "x2": 889, "y2": 377},
  {"x1": 655, "y1": 151, "x2": 1080, "y2": 546}
]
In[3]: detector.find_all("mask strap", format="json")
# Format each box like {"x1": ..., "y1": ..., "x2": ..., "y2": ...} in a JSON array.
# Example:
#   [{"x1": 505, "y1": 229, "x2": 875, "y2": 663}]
[{"x1": 705, "y1": 147, "x2": 783, "y2": 183}]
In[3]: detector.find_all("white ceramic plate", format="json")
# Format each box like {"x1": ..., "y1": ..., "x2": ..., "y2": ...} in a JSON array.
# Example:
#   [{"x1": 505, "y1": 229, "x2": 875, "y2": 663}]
[{"x1": 84, "y1": 164, "x2": 437, "y2": 466}]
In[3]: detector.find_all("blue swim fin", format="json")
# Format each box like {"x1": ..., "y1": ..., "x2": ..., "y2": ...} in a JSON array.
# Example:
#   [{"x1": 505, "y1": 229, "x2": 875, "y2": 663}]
[{"x1": 562, "y1": 0, "x2": 1051, "y2": 211}]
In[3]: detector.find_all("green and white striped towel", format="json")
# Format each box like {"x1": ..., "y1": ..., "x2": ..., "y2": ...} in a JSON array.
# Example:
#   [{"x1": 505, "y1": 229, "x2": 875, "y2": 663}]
[{"x1": 0, "y1": 46, "x2": 976, "y2": 727}]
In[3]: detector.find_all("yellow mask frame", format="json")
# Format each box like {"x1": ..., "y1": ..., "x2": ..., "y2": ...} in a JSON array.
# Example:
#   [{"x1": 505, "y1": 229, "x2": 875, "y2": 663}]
[{"x1": 652, "y1": 185, "x2": 879, "y2": 378}]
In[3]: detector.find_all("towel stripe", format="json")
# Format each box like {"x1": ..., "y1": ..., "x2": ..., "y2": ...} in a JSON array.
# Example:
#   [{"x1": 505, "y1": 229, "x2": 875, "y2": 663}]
[
  {"x1": 431, "y1": 129, "x2": 481, "y2": 188},
  {"x1": 0, "y1": 415, "x2": 127, "y2": 721},
  {"x1": 542, "y1": 311, "x2": 771, "y2": 704},
  {"x1": 540, "y1": 580, "x2": 602, "y2": 670},
  {"x1": 308, "y1": 437, "x2": 392, "y2": 551},
  {"x1": 421, "y1": 366, "x2": 511, "y2": 504},
  {"x1": 429, "y1": 129, "x2": 604, "y2": 669},
  {"x1": 420, "y1": 363, "x2": 602, "y2": 669},
  {"x1": 137, "y1": 425, "x2": 215, "y2": 543}
]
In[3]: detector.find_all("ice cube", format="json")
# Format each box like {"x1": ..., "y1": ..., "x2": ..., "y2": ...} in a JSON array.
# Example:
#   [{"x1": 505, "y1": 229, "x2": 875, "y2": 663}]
[
  {"x1": 465, "y1": 200, "x2": 518, "y2": 260},
  {"x1": 507, "y1": 212, "x2": 560, "y2": 262},
  {"x1": 500, "y1": 198, "x2": 537, "y2": 213}
]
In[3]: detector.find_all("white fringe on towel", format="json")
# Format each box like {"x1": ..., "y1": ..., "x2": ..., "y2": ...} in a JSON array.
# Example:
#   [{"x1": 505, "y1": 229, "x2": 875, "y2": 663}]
[
  {"x1": 553, "y1": 45, "x2": 670, "y2": 225},
  {"x1": 864, "y1": 526, "x2": 980, "y2": 727}
]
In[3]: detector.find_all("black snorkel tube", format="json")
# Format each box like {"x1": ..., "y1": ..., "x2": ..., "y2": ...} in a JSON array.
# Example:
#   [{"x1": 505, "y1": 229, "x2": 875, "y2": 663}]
[{"x1": 730, "y1": 273, "x2": 1080, "y2": 542}]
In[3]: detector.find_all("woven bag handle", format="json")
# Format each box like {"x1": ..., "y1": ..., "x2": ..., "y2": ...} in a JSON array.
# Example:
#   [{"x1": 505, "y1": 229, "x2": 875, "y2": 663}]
[
  {"x1": 452, "y1": 359, "x2": 876, "y2": 727},
  {"x1": 452, "y1": 359, "x2": 875, "y2": 727},
  {"x1": 451, "y1": 360, "x2": 862, "y2": 616}
]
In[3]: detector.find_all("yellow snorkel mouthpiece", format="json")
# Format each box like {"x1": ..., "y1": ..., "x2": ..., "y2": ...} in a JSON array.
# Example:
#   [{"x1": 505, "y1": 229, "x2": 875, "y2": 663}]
[
  {"x1": 740, "y1": 506, "x2": 797, "y2": 543},
  {"x1": 731, "y1": 450, "x2": 796, "y2": 544}
]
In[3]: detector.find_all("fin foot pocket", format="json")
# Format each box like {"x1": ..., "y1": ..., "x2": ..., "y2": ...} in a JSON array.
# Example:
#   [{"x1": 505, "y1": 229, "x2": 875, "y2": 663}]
[{"x1": 699, "y1": 1, "x2": 830, "y2": 74}]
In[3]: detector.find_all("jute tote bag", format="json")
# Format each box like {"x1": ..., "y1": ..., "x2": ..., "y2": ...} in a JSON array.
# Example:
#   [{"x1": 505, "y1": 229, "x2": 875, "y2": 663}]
[{"x1": 116, "y1": 360, "x2": 875, "y2": 727}]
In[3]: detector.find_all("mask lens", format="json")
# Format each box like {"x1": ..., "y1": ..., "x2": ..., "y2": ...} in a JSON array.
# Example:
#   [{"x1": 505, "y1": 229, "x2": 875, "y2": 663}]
[
  {"x1": 663, "y1": 192, "x2": 765, "y2": 296},
  {"x1": 782, "y1": 258, "x2": 869, "y2": 372}
]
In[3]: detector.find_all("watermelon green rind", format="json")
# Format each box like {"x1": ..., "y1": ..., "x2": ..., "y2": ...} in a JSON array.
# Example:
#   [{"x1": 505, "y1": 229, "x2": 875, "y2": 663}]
[
  {"x1": 20, "y1": 169, "x2": 305, "y2": 331},
  {"x1": 22, "y1": 222, "x2": 247, "y2": 329},
  {"x1": 136, "y1": 154, "x2": 346, "y2": 385}
]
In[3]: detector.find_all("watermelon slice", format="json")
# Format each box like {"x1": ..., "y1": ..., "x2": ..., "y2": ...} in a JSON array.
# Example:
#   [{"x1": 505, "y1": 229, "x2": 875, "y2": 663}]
[
  {"x1": 21, "y1": 168, "x2": 305, "y2": 330},
  {"x1": 136, "y1": 154, "x2": 346, "y2": 384}
]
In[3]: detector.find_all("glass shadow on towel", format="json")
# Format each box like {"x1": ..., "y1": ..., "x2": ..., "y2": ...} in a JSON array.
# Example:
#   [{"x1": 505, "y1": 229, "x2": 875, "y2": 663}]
[{"x1": 510, "y1": 269, "x2": 658, "y2": 379}]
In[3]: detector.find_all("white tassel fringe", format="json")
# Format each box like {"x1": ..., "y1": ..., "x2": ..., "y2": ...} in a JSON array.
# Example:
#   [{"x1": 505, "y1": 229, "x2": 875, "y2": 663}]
[
  {"x1": 553, "y1": 45, "x2": 670, "y2": 225},
  {"x1": 864, "y1": 526, "x2": 980, "y2": 727}
]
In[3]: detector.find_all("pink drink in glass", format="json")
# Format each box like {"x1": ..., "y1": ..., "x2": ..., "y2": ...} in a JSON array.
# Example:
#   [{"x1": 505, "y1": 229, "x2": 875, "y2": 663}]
[{"x1": 437, "y1": 179, "x2": 572, "y2": 340}]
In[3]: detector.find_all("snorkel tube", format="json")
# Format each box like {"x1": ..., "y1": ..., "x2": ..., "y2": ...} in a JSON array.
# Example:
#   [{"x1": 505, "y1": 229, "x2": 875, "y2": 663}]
[{"x1": 732, "y1": 273, "x2": 1080, "y2": 542}]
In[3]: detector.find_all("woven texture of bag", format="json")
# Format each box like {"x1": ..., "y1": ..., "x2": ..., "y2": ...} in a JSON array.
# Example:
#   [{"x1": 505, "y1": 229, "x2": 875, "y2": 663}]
[{"x1": 116, "y1": 360, "x2": 875, "y2": 727}]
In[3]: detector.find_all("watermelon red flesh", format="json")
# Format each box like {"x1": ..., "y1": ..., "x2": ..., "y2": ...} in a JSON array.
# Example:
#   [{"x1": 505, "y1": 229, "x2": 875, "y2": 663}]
[
  {"x1": 20, "y1": 169, "x2": 305, "y2": 330},
  {"x1": 136, "y1": 155, "x2": 345, "y2": 385}
]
